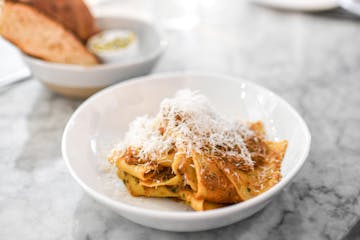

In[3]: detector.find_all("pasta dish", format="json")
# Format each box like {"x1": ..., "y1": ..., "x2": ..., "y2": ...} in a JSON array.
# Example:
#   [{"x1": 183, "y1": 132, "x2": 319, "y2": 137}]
[{"x1": 107, "y1": 90, "x2": 287, "y2": 211}]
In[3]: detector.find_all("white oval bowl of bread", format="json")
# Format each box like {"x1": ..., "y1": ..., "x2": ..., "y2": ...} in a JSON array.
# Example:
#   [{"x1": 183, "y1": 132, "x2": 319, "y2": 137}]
[
  {"x1": 0, "y1": 0, "x2": 166, "y2": 98},
  {"x1": 22, "y1": 16, "x2": 167, "y2": 98},
  {"x1": 62, "y1": 72, "x2": 311, "y2": 231}
]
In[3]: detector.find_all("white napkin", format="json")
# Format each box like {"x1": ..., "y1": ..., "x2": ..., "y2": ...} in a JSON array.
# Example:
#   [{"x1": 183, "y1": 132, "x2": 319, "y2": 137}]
[{"x1": 0, "y1": 38, "x2": 31, "y2": 87}]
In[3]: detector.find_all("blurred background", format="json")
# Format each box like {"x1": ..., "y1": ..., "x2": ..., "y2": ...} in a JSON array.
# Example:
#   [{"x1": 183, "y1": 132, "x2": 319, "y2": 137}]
[{"x1": 2, "y1": 0, "x2": 360, "y2": 88}]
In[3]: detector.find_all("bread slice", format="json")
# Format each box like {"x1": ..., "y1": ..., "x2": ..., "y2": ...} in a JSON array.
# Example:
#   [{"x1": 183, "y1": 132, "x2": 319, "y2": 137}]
[
  {"x1": 0, "y1": 1, "x2": 99, "y2": 65},
  {"x1": 10, "y1": 0, "x2": 99, "y2": 42}
]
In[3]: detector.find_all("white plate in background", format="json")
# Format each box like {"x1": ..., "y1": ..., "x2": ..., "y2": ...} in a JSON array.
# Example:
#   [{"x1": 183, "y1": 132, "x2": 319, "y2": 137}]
[
  {"x1": 338, "y1": 0, "x2": 360, "y2": 15},
  {"x1": 250, "y1": 0, "x2": 338, "y2": 11}
]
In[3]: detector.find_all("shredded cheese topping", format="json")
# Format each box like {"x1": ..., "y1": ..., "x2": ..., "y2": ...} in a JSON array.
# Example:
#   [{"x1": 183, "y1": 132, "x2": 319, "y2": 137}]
[{"x1": 116, "y1": 89, "x2": 255, "y2": 168}]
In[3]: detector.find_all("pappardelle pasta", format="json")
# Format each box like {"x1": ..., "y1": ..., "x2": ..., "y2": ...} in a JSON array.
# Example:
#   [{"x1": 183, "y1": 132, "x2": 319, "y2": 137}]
[{"x1": 107, "y1": 90, "x2": 287, "y2": 211}]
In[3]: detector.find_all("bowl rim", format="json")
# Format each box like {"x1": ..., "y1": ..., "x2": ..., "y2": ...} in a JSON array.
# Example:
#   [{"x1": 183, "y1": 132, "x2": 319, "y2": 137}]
[
  {"x1": 22, "y1": 16, "x2": 167, "y2": 71},
  {"x1": 62, "y1": 72, "x2": 311, "y2": 220}
]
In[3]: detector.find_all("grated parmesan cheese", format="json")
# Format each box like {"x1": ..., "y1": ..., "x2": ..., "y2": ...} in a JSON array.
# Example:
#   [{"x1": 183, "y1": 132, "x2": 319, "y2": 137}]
[{"x1": 116, "y1": 89, "x2": 255, "y2": 168}]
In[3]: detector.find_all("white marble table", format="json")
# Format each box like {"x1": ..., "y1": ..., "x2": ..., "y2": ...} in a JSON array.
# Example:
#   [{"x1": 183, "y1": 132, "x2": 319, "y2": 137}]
[{"x1": 1, "y1": 1, "x2": 360, "y2": 239}]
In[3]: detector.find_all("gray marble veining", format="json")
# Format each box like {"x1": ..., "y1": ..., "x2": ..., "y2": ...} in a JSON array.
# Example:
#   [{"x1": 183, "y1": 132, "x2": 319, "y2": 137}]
[{"x1": 1, "y1": 1, "x2": 360, "y2": 239}]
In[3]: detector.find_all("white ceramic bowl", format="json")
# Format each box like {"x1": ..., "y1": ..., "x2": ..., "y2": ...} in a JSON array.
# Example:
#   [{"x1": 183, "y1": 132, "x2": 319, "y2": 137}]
[
  {"x1": 62, "y1": 73, "x2": 311, "y2": 232},
  {"x1": 22, "y1": 16, "x2": 167, "y2": 99}
]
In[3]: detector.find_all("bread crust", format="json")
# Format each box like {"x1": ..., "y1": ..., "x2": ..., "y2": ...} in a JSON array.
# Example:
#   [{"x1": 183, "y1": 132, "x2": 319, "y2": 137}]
[
  {"x1": 5, "y1": 0, "x2": 99, "y2": 42},
  {"x1": 0, "y1": 1, "x2": 99, "y2": 65}
]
